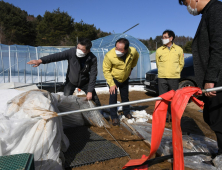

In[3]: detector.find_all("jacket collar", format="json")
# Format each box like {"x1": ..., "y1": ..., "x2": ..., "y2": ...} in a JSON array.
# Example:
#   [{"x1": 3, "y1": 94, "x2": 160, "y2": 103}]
[{"x1": 162, "y1": 43, "x2": 175, "y2": 50}]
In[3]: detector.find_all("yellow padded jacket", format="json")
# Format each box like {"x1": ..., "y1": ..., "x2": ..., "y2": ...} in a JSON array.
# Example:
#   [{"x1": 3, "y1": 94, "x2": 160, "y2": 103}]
[
  {"x1": 156, "y1": 43, "x2": 184, "y2": 78},
  {"x1": 103, "y1": 47, "x2": 139, "y2": 87}
]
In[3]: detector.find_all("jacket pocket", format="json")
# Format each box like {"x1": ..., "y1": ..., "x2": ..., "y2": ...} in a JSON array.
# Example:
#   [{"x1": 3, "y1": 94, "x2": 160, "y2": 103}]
[{"x1": 158, "y1": 54, "x2": 167, "y2": 62}]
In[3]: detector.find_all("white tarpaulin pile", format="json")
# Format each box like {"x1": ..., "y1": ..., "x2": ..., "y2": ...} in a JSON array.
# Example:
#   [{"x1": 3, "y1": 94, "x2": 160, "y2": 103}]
[
  {"x1": 0, "y1": 87, "x2": 110, "y2": 170},
  {"x1": 0, "y1": 89, "x2": 69, "y2": 170}
]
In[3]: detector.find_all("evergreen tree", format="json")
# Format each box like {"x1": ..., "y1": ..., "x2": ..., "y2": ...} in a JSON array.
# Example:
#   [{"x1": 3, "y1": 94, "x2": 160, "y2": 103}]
[
  {"x1": 36, "y1": 8, "x2": 74, "y2": 46},
  {"x1": 183, "y1": 40, "x2": 193, "y2": 53},
  {"x1": 70, "y1": 20, "x2": 98, "y2": 46},
  {"x1": 0, "y1": 1, "x2": 36, "y2": 45}
]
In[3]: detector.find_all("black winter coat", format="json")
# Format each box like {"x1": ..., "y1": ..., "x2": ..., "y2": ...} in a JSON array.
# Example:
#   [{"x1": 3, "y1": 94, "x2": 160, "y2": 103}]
[
  {"x1": 192, "y1": 0, "x2": 222, "y2": 89},
  {"x1": 40, "y1": 47, "x2": 98, "y2": 92}
]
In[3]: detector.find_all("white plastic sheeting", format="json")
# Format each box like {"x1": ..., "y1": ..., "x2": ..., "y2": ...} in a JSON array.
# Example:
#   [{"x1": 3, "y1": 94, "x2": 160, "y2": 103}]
[
  {"x1": 0, "y1": 88, "x2": 111, "y2": 169},
  {"x1": 131, "y1": 122, "x2": 219, "y2": 170},
  {"x1": 213, "y1": 155, "x2": 222, "y2": 169},
  {"x1": 0, "y1": 89, "x2": 69, "y2": 170}
]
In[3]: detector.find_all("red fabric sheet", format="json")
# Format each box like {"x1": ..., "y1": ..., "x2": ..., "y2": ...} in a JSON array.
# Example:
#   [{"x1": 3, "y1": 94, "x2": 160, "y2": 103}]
[{"x1": 123, "y1": 87, "x2": 204, "y2": 170}]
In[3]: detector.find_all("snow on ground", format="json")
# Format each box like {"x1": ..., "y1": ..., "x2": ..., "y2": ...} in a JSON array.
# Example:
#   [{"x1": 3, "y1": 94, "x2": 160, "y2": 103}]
[
  {"x1": 74, "y1": 85, "x2": 146, "y2": 95},
  {"x1": 120, "y1": 110, "x2": 153, "y2": 123},
  {"x1": 74, "y1": 85, "x2": 150, "y2": 123}
]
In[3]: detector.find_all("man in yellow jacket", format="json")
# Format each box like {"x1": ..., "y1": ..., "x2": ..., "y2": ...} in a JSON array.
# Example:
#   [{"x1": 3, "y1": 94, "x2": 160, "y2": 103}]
[
  {"x1": 103, "y1": 38, "x2": 139, "y2": 126},
  {"x1": 156, "y1": 30, "x2": 184, "y2": 120}
]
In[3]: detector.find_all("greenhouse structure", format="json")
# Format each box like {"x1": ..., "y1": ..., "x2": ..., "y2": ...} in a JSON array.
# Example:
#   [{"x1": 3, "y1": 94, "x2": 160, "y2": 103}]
[{"x1": 0, "y1": 33, "x2": 151, "y2": 85}]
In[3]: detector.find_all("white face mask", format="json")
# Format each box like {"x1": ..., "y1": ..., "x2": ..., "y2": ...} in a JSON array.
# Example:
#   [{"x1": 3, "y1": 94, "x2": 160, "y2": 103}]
[
  {"x1": 162, "y1": 39, "x2": 170, "y2": 45},
  {"x1": 187, "y1": 0, "x2": 199, "y2": 16},
  {"x1": 115, "y1": 50, "x2": 125, "y2": 57},
  {"x1": 76, "y1": 49, "x2": 87, "y2": 58}
]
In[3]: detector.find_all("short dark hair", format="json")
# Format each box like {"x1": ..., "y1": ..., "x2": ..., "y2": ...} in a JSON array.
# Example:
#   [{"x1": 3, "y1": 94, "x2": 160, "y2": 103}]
[
  {"x1": 115, "y1": 38, "x2": 130, "y2": 50},
  {"x1": 162, "y1": 30, "x2": 175, "y2": 41},
  {"x1": 179, "y1": 0, "x2": 184, "y2": 5},
  {"x1": 78, "y1": 38, "x2": 92, "y2": 50}
]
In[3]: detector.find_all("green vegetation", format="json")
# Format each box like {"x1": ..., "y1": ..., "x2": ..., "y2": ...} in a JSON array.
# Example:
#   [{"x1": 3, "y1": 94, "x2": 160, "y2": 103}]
[
  {"x1": 0, "y1": 0, "x2": 193, "y2": 51},
  {"x1": 0, "y1": 1, "x2": 111, "y2": 46}
]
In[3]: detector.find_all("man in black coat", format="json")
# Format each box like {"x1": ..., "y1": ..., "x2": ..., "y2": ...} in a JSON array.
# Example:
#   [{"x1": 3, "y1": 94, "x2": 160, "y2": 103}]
[
  {"x1": 179, "y1": 0, "x2": 222, "y2": 155},
  {"x1": 27, "y1": 38, "x2": 101, "y2": 106}
]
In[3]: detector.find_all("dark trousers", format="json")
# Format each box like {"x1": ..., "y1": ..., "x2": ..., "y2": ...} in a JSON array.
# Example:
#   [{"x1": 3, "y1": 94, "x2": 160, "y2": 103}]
[
  {"x1": 158, "y1": 78, "x2": 179, "y2": 116},
  {"x1": 158, "y1": 78, "x2": 179, "y2": 95},
  {"x1": 203, "y1": 92, "x2": 222, "y2": 154},
  {"x1": 109, "y1": 78, "x2": 130, "y2": 119},
  {"x1": 63, "y1": 81, "x2": 101, "y2": 106}
]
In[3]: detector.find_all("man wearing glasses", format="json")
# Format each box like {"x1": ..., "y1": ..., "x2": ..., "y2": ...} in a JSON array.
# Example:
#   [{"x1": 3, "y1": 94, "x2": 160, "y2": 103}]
[
  {"x1": 156, "y1": 30, "x2": 184, "y2": 120},
  {"x1": 27, "y1": 38, "x2": 101, "y2": 106},
  {"x1": 178, "y1": 0, "x2": 222, "y2": 156}
]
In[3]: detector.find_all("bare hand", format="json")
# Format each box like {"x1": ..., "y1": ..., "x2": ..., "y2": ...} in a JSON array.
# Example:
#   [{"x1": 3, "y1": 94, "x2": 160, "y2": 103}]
[
  {"x1": 204, "y1": 83, "x2": 216, "y2": 97},
  {"x1": 109, "y1": 85, "x2": 117, "y2": 95},
  {"x1": 27, "y1": 59, "x2": 42, "y2": 67},
  {"x1": 86, "y1": 92, "x2": 92, "y2": 100}
]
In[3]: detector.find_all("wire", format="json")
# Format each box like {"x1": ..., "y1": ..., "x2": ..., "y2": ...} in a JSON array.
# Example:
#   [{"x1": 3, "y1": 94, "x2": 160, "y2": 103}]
[
  {"x1": 104, "y1": 126, "x2": 131, "y2": 159},
  {"x1": 88, "y1": 101, "x2": 131, "y2": 159},
  {"x1": 0, "y1": 58, "x2": 26, "y2": 75}
]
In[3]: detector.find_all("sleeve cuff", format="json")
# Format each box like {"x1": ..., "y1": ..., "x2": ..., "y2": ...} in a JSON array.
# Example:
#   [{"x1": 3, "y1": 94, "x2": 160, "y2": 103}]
[
  {"x1": 40, "y1": 57, "x2": 46, "y2": 64},
  {"x1": 108, "y1": 81, "x2": 115, "y2": 87},
  {"x1": 204, "y1": 80, "x2": 216, "y2": 84}
]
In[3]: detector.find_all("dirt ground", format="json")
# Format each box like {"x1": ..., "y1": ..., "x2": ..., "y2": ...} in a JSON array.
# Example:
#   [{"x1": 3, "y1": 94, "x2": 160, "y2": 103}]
[{"x1": 72, "y1": 90, "x2": 216, "y2": 170}]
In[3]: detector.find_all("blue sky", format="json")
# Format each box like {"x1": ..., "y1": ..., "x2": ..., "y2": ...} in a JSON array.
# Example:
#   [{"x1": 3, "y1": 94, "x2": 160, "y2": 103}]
[{"x1": 2, "y1": 0, "x2": 212, "y2": 39}]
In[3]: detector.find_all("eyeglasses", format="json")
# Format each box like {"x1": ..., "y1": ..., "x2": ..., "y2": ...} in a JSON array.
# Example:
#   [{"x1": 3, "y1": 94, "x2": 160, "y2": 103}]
[{"x1": 162, "y1": 36, "x2": 170, "y2": 39}]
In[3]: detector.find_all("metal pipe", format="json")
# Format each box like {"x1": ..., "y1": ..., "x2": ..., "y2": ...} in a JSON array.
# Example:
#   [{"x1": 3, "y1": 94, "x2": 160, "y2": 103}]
[
  {"x1": 8, "y1": 69, "x2": 9, "y2": 82},
  {"x1": 8, "y1": 46, "x2": 11, "y2": 82},
  {"x1": 35, "y1": 86, "x2": 222, "y2": 119},
  {"x1": 10, "y1": 79, "x2": 55, "y2": 89},
  {"x1": 35, "y1": 47, "x2": 39, "y2": 83},
  {"x1": 31, "y1": 66, "x2": 33, "y2": 83},
  {"x1": 54, "y1": 68, "x2": 56, "y2": 93},
  {"x1": 0, "y1": 44, "x2": 5, "y2": 83},
  {"x1": 16, "y1": 46, "x2": 19, "y2": 82},
  {"x1": 44, "y1": 64, "x2": 46, "y2": 82},
  {"x1": 202, "y1": 86, "x2": 222, "y2": 93},
  {"x1": 57, "y1": 69, "x2": 58, "y2": 82},
  {"x1": 0, "y1": 58, "x2": 26, "y2": 75},
  {"x1": 24, "y1": 69, "x2": 26, "y2": 83},
  {"x1": 41, "y1": 69, "x2": 42, "y2": 90},
  {"x1": 57, "y1": 97, "x2": 163, "y2": 117},
  {"x1": 3, "y1": 68, "x2": 4, "y2": 83},
  {"x1": 122, "y1": 23, "x2": 139, "y2": 34},
  {"x1": 28, "y1": 47, "x2": 33, "y2": 83}
]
